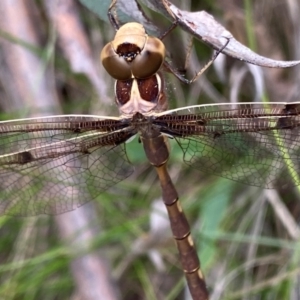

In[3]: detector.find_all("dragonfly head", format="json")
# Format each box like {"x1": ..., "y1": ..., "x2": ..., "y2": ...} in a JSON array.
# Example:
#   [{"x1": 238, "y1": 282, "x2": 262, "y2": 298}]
[{"x1": 101, "y1": 22, "x2": 166, "y2": 80}]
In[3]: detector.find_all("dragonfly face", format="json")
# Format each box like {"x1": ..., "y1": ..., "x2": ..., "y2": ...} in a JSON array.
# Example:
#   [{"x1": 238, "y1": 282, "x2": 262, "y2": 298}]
[{"x1": 101, "y1": 22, "x2": 166, "y2": 80}]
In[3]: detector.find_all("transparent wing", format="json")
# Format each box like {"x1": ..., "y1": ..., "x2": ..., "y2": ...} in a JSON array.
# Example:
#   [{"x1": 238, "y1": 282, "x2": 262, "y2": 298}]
[
  {"x1": 159, "y1": 102, "x2": 300, "y2": 188},
  {"x1": 0, "y1": 116, "x2": 134, "y2": 216},
  {"x1": 176, "y1": 130, "x2": 299, "y2": 188}
]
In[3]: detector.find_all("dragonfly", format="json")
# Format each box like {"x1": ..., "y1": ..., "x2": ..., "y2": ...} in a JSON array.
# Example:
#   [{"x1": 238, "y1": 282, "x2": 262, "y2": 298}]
[{"x1": 1, "y1": 4, "x2": 300, "y2": 300}]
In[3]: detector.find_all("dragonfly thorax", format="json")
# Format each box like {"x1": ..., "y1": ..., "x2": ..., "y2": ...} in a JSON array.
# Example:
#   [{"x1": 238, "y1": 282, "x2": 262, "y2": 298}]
[{"x1": 116, "y1": 73, "x2": 167, "y2": 116}]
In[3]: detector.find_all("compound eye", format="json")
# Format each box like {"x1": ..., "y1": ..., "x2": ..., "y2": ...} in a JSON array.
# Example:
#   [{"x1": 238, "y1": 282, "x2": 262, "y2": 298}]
[
  {"x1": 100, "y1": 42, "x2": 132, "y2": 80},
  {"x1": 131, "y1": 37, "x2": 166, "y2": 79}
]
